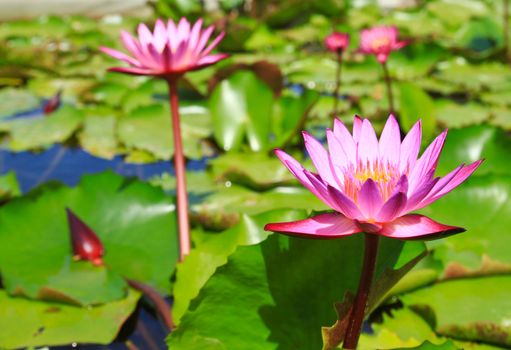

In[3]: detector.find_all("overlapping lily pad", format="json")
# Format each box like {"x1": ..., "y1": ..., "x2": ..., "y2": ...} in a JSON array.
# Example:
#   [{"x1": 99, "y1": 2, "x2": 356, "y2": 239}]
[{"x1": 0, "y1": 171, "x2": 178, "y2": 305}]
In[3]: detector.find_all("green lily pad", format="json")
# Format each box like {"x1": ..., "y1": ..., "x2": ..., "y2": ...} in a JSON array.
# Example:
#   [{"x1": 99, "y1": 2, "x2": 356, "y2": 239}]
[
  {"x1": 398, "y1": 82, "x2": 436, "y2": 140},
  {"x1": 420, "y1": 175, "x2": 511, "y2": 277},
  {"x1": 78, "y1": 108, "x2": 117, "y2": 159},
  {"x1": 0, "y1": 288, "x2": 140, "y2": 349},
  {"x1": 0, "y1": 171, "x2": 21, "y2": 201},
  {"x1": 172, "y1": 209, "x2": 306, "y2": 324},
  {"x1": 0, "y1": 88, "x2": 40, "y2": 119},
  {"x1": 209, "y1": 70, "x2": 274, "y2": 152},
  {"x1": 0, "y1": 105, "x2": 83, "y2": 151},
  {"x1": 402, "y1": 276, "x2": 511, "y2": 347},
  {"x1": 436, "y1": 125, "x2": 511, "y2": 177},
  {"x1": 0, "y1": 171, "x2": 178, "y2": 305},
  {"x1": 168, "y1": 234, "x2": 423, "y2": 349},
  {"x1": 427, "y1": 0, "x2": 489, "y2": 28},
  {"x1": 434, "y1": 100, "x2": 489, "y2": 128},
  {"x1": 118, "y1": 103, "x2": 212, "y2": 161}
]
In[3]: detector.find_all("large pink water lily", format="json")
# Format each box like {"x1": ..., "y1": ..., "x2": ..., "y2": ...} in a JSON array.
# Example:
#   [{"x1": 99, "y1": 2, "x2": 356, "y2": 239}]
[
  {"x1": 359, "y1": 26, "x2": 408, "y2": 64},
  {"x1": 100, "y1": 18, "x2": 228, "y2": 78},
  {"x1": 265, "y1": 115, "x2": 482, "y2": 240}
]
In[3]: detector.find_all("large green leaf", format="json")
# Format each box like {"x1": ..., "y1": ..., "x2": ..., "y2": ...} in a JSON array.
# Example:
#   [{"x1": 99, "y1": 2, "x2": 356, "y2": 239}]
[
  {"x1": 420, "y1": 175, "x2": 511, "y2": 277},
  {"x1": 168, "y1": 234, "x2": 423, "y2": 349},
  {"x1": 0, "y1": 172, "x2": 178, "y2": 305},
  {"x1": 209, "y1": 70, "x2": 274, "y2": 152},
  {"x1": 172, "y1": 209, "x2": 307, "y2": 324},
  {"x1": 0, "y1": 88, "x2": 40, "y2": 119},
  {"x1": 402, "y1": 276, "x2": 511, "y2": 347},
  {"x1": 436, "y1": 125, "x2": 511, "y2": 177},
  {"x1": 0, "y1": 289, "x2": 140, "y2": 349},
  {"x1": 398, "y1": 82, "x2": 436, "y2": 139},
  {"x1": 117, "y1": 103, "x2": 212, "y2": 161},
  {"x1": 0, "y1": 105, "x2": 83, "y2": 151}
]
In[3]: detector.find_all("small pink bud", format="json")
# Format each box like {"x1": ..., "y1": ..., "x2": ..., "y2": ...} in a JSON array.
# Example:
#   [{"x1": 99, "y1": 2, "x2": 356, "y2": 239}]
[
  {"x1": 43, "y1": 90, "x2": 62, "y2": 115},
  {"x1": 66, "y1": 208, "x2": 104, "y2": 266},
  {"x1": 325, "y1": 32, "x2": 350, "y2": 53}
]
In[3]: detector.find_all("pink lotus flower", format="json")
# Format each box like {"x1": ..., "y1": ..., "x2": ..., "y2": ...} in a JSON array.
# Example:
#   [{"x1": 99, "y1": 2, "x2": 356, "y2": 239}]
[
  {"x1": 265, "y1": 115, "x2": 482, "y2": 240},
  {"x1": 325, "y1": 32, "x2": 350, "y2": 53},
  {"x1": 100, "y1": 18, "x2": 228, "y2": 78},
  {"x1": 359, "y1": 26, "x2": 408, "y2": 64}
]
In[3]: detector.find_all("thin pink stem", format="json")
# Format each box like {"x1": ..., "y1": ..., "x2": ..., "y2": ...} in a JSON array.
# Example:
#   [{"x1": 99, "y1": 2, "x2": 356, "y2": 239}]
[
  {"x1": 343, "y1": 234, "x2": 379, "y2": 349},
  {"x1": 167, "y1": 78, "x2": 191, "y2": 262}
]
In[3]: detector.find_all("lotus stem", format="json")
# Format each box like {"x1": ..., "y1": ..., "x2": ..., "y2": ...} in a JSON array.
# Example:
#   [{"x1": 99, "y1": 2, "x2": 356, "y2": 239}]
[
  {"x1": 332, "y1": 50, "x2": 344, "y2": 118},
  {"x1": 127, "y1": 279, "x2": 174, "y2": 332},
  {"x1": 343, "y1": 234, "x2": 379, "y2": 350},
  {"x1": 382, "y1": 62, "x2": 395, "y2": 116},
  {"x1": 167, "y1": 78, "x2": 191, "y2": 262}
]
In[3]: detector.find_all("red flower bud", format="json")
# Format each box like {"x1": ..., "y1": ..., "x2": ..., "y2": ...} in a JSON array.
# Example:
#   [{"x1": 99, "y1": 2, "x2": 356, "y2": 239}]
[
  {"x1": 66, "y1": 208, "x2": 104, "y2": 266},
  {"x1": 43, "y1": 90, "x2": 62, "y2": 115}
]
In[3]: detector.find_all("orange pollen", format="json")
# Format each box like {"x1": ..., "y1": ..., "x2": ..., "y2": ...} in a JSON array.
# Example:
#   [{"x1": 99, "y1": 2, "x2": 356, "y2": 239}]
[
  {"x1": 371, "y1": 37, "x2": 390, "y2": 51},
  {"x1": 343, "y1": 161, "x2": 399, "y2": 202}
]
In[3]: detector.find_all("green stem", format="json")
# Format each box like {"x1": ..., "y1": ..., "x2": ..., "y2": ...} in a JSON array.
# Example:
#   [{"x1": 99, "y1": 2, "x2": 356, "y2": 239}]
[
  {"x1": 343, "y1": 234, "x2": 379, "y2": 350},
  {"x1": 382, "y1": 61, "x2": 395, "y2": 116},
  {"x1": 332, "y1": 50, "x2": 344, "y2": 118},
  {"x1": 167, "y1": 78, "x2": 191, "y2": 262}
]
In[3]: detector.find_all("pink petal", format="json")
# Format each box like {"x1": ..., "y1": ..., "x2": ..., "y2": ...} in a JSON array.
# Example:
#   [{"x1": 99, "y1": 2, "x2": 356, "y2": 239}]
[
  {"x1": 406, "y1": 170, "x2": 439, "y2": 211},
  {"x1": 357, "y1": 119, "x2": 379, "y2": 164},
  {"x1": 379, "y1": 114, "x2": 401, "y2": 166},
  {"x1": 399, "y1": 120, "x2": 422, "y2": 174},
  {"x1": 408, "y1": 130, "x2": 447, "y2": 193},
  {"x1": 195, "y1": 53, "x2": 228, "y2": 68},
  {"x1": 194, "y1": 25, "x2": 214, "y2": 55},
  {"x1": 274, "y1": 149, "x2": 335, "y2": 209},
  {"x1": 391, "y1": 174, "x2": 409, "y2": 197},
  {"x1": 358, "y1": 179, "x2": 384, "y2": 219},
  {"x1": 332, "y1": 118, "x2": 356, "y2": 161},
  {"x1": 167, "y1": 19, "x2": 179, "y2": 51},
  {"x1": 379, "y1": 214, "x2": 464, "y2": 240},
  {"x1": 417, "y1": 160, "x2": 483, "y2": 209},
  {"x1": 327, "y1": 184, "x2": 363, "y2": 220},
  {"x1": 326, "y1": 129, "x2": 349, "y2": 187},
  {"x1": 201, "y1": 31, "x2": 225, "y2": 57},
  {"x1": 121, "y1": 30, "x2": 143, "y2": 58},
  {"x1": 137, "y1": 23, "x2": 154, "y2": 48},
  {"x1": 303, "y1": 131, "x2": 338, "y2": 188},
  {"x1": 188, "y1": 18, "x2": 204, "y2": 51},
  {"x1": 376, "y1": 192, "x2": 407, "y2": 222},
  {"x1": 108, "y1": 66, "x2": 158, "y2": 76},
  {"x1": 264, "y1": 213, "x2": 360, "y2": 239},
  {"x1": 352, "y1": 115, "x2": 363, "y2": 143},
  {"x1": 153, "y1": 19, "x2": 168, "y2": 51},
  {"x1": 100, "y1": 47, "x2": 140, "y2": 67},
  {"x1": 177, "y1": 17, "x2": 191, "y2": 44},
  {"x1": 303, "y1": 171, "x2": 343, "y2": 212},
  {"x1": 376, "y1": 53, "x2": 389, "y2": 64}
]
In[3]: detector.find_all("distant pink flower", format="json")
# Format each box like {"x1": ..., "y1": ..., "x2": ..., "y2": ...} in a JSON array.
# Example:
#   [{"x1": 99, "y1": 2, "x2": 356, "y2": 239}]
[
  {"x1": 100, "y1": 18, "x2": 228, "y2": 78},
  {"x1": 325, "y1": 32, "x2": 350, "y2": 53},
  {"x1": 359, "y1": 26, "x2": 408, "y2": 64},
  {"x1": 265, "y1": 115, "x2": 482, "y2": 240}
]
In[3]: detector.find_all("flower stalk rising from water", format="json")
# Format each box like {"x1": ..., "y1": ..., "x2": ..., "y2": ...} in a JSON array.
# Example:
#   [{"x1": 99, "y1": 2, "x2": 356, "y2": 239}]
[
  {"x1": 265, "y1": 115, "x2": 482, "y2": 349},
  {"x1": 359, "y1": 26, "x2": 408, "y2": 116},
  {"x1": 325, "y1": 32, "x2": 349, "y2": 118},
  {"x1": 101, "y1": 18, "x2": 227, "y2": 261}
]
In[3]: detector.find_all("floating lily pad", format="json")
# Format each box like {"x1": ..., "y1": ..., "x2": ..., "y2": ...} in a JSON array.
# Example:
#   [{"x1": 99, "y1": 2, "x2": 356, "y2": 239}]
[
  {"x1": 402, "y1": 276, "x2": 511, "y2": 347},
  {"x1": 168, "y1": 234, "x2": 423, "y2": 349},
  {"x1": 0, "y1": 171, "x2": 178, "y2": 305},
  {"x1": 0, "y1": 288, "x2": 140, "y2": 349},
  {"x1": 434, "y1": 100, "x2": 489, "y2": 128},
  {"x1": 0, "y1": 171, "x2": 21, "y2": 201},
  {"x1": 0, "y1": 104, "x2": 84, "y2": 151},
  {"x1": 420, "y1": 175, "x2": 511, "y2": 277},
  {"x1": 0, "y1": 88, "x2": 40, "y2": 119},
  {"x1": 209, "y1": 70, "x2": 274, "y2": 152},
  {"x1": 78, "y1": 109, "x2": 117, "y2": 159},
  {"x1": 172, "y1": 209, "x2": 306, "y2": 323}
]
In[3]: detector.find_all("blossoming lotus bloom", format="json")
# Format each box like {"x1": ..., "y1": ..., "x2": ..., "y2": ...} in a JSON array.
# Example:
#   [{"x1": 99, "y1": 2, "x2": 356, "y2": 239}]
[
  {"x1": 325, "y1": 32, "x2": 350, "y2": 53},
  {"x1": 359, "y1": 26, "x2": 408, "y2": 64},
  {"x1": 100, "y1": 18, "x2": 228, "y2": 78},
  {"x1": 265, "y1": 115, "x2": 483, "y2": 240}
]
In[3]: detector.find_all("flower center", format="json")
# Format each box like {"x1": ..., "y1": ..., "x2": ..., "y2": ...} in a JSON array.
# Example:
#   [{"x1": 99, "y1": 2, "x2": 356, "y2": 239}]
[
  {"x1": 371, "y1": 37, "x2": 390, "y2": 51},
  {"x1": 343, "y1": 160, "x2": 400, "y2": 202}
]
